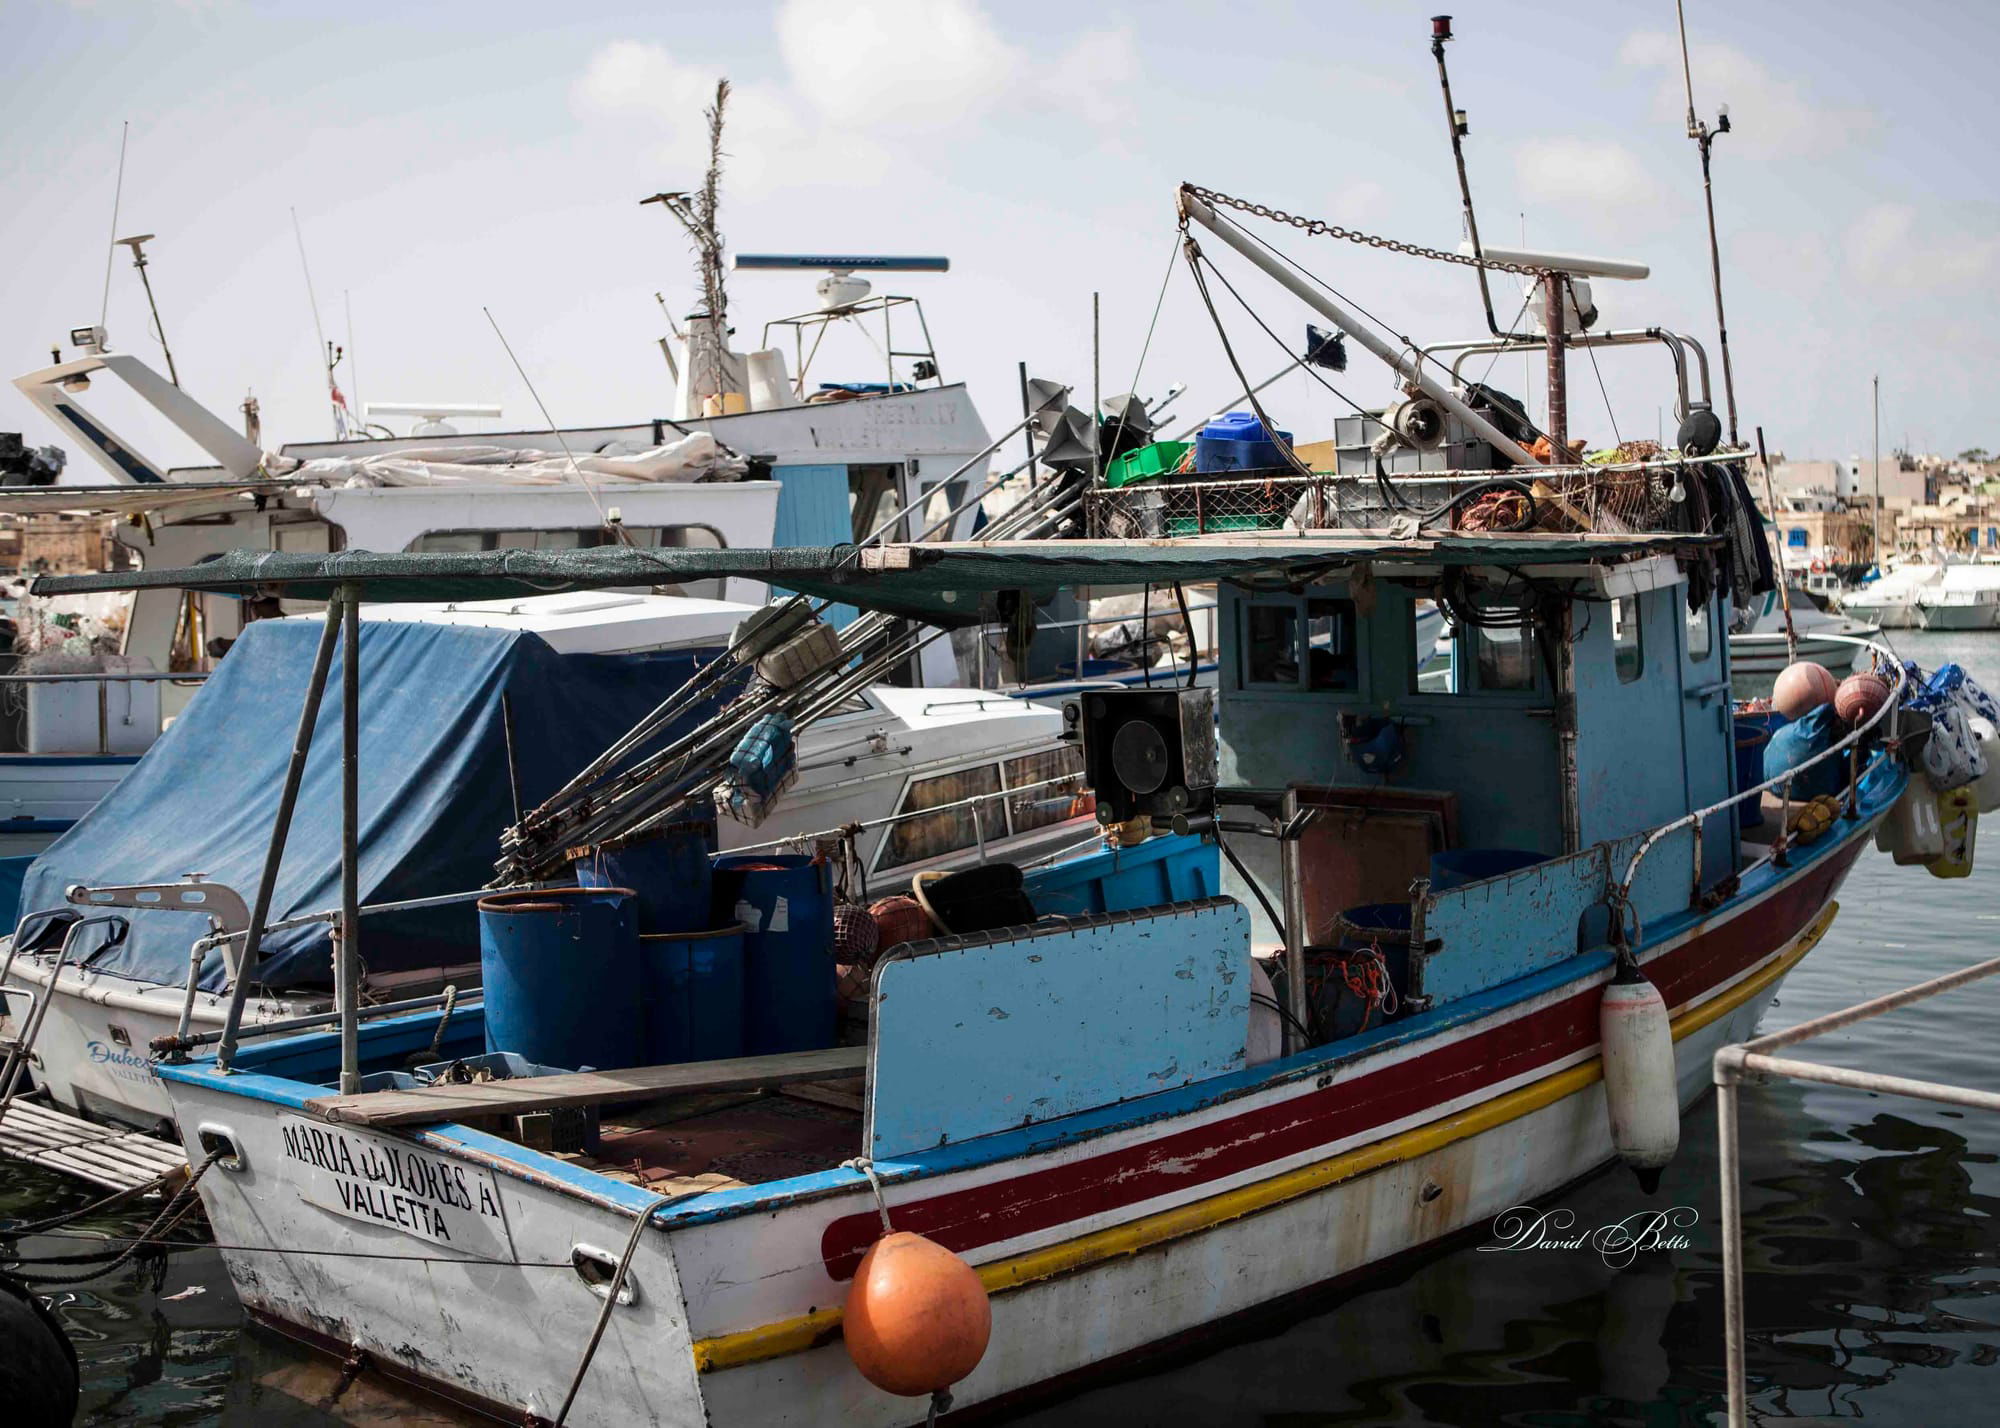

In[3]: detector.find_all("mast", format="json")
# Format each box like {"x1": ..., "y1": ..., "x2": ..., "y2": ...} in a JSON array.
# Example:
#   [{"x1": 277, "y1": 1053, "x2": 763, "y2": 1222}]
[{"x1": 1677, "y1": 0, "x2": 1740, "y2": 445}]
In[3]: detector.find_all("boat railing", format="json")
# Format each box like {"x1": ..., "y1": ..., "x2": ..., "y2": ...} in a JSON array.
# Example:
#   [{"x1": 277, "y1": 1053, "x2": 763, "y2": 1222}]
[
  {"x1": 0, "y1": 668, "x2": 209, "y2": 757},
  {"x1": 1083, "y1": 449, "x2": 1749, "y2": 541},
  {"x1": 1714, "y1": 954, "x2": 2000, "y2": 1427},
  {"x1": 1615, "y1": 631, "x2": 1906, "y2": 923}
]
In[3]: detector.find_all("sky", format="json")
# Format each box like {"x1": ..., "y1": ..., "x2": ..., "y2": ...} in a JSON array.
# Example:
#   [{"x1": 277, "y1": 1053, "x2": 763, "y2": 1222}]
[{"x1": 4, "y1": 0, "x2": 1997, "y2": 481}]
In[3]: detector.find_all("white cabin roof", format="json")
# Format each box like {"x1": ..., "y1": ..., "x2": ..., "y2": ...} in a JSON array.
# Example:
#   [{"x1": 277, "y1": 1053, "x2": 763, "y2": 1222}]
[{"x1": 341, "y1": 591, "x2": 754, "y2": 654}]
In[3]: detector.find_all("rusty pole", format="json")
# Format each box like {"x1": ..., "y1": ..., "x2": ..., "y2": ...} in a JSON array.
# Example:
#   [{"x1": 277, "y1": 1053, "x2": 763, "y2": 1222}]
[{"x1": 1543, "y1": 273, "x2": 1567, "y2": 458}]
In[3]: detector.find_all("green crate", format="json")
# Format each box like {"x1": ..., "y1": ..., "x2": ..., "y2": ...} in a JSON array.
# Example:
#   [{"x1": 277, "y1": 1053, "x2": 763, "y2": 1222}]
[
  {"x1": 1165, "y1": 512, "x2": 1282, "y2": 537},
  {"x1": 1105, "y1": 441, "x2": 1191, "y2": 488}
]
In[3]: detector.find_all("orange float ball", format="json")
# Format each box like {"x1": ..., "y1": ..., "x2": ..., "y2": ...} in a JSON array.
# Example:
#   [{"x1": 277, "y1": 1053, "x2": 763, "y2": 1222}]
[
  {"x1": 1772, "y1": 661, "x2": 1838, "y2": 720},
  {"x1": 1834, "y1": 671, "x2": 1891, "y2": 726},
  {"x1": 843, "y1": 1231, "x2": 992, "y2": 1397}
]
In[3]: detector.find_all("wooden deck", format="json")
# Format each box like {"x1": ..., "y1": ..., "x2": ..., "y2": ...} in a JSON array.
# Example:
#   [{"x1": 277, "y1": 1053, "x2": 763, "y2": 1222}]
[
  {"x1": 304, "y1": 1046, "x2": 870, "y2": 1128},
  {"x1": 0, "y1": 1096, "x2": 189, "y2": 1192}
]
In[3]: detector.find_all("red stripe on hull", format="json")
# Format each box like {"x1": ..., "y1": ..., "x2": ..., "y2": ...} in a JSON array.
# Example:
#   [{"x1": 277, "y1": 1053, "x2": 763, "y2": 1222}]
[{"x1": 822, "y1": 842, "x2": 1861, "y2": 1278}]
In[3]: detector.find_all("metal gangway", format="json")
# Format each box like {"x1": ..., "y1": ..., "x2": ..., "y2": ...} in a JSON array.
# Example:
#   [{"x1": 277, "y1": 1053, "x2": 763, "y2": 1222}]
[{"x1": 1715, "y1": 954, "x2": 2000, "y2": 1425}]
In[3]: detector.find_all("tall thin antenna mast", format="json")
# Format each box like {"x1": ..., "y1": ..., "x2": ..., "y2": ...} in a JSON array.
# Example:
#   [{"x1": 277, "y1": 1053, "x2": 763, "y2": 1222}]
[
  {"x1": 290, "y1": 207, "x2": 347, "y2": 438},
  {"x1": 482, "y1": 306, "x2": 630, "y2": 546},
  {"x1": 99, "y1": 121, "x2": 130, "y2": 330},
  {"x1": 1677, "y1": 0, "x2": 1740, "y2": 446},
  {"x1": 116, "y1": 235, "x2": 180, "y2": 386},
  {"x1": 344, "y1": 289, "x2": 362, "y2": 433},
  {"x1": 1872, "y1": 373, "x2": 1883, "y2": 567}
]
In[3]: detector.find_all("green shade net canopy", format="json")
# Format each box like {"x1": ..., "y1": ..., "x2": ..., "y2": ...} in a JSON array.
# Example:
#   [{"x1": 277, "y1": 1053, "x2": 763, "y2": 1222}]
[{"x1": 33, "y1": 533, "x2": 1719, "y2": 628}]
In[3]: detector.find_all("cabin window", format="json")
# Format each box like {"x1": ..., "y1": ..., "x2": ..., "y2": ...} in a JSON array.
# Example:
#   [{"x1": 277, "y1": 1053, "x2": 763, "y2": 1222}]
[
  {"x1": 1472, "y1": 619, "x2": 1536, "y2": 691},
  {"x1": 880, "y1": 764, "x2": 1003, "y2": 869},
  {"x1": 1612, "y1": 596, "x2": 1643, "y2": 683},
  {"x1": 1004, "y1": 746, "x2": 1088, "y2": 835},
  {"x1": 1242, "y1": 604, "x2": 1301, "y2": 688},
  {"x1": 1414, "y1": 606, "x2": 1456, "y2": 694},
  {"x1": 1687, "y1": 600, "x2": 1713, "y2": 662},
  {"x1": 1305, "y1": 599, "x2": 1358, "y2": 691}
]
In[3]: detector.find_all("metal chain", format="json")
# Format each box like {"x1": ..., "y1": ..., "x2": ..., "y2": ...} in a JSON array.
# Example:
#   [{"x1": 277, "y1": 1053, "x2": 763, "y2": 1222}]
[{"x1": 1183, "y1": 184, "x2": 1551, "y2": 277}]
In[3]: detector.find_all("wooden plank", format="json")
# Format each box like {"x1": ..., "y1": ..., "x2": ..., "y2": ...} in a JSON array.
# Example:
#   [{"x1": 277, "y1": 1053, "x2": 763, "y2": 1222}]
[{"x1": 306, "y1": 1045, "x2": 870, "y2": 1128}]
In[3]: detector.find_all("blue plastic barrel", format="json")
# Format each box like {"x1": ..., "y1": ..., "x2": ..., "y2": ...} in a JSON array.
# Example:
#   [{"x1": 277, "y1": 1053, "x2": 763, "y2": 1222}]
[
  {"x1": 1733, "y1": 720, "x2": 1774, "y2": 829},
  {"x1": 639, "y1": 923, "x2": 747, "y2": 1064},
  {"x1": 712, "y1": 855, "x2": 836, "y2": 1055},
  {"x1": 478, "y1": 887, "x2": 643, "y2": 1070},
  {"x1": 574, "y1": 819, "x2": 717, "y2": 934},
  {"x1": 1428, "y1": 848, "x2": 1549, "y2": 891}
]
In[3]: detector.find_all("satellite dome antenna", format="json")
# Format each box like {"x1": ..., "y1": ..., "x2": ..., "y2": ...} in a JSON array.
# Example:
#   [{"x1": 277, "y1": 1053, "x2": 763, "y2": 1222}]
[{"x1": 115, "y1": 233, "x2": 180, "y2": 388}]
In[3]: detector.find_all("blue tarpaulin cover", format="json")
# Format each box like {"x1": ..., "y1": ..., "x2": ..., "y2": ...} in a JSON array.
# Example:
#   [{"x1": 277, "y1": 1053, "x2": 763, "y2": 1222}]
[{"x1": 18, "y1": 618, "x2": 720, "y2": 992}]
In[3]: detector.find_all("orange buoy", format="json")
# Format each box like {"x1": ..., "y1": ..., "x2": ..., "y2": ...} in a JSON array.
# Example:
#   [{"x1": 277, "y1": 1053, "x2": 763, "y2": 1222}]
[
  {"x1": 1772, "y1": 661, "x2": 1838, "y2": 720},
  {"x1": 843, "y1": 1231, "x2": 991, "y2": 1397}
]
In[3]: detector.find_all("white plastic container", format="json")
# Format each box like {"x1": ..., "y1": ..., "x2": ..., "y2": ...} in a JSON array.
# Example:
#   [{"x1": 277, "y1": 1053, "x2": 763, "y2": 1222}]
[
  {"x1": 1969, "y1": 717, "x2": 2000, "y2": 813},
  {"x1": 24, "y1": 657, "x2": 160, "y2": 756},
  {"x1": 1876, "y1": 781, "x2": 1947, "y2": 865}
]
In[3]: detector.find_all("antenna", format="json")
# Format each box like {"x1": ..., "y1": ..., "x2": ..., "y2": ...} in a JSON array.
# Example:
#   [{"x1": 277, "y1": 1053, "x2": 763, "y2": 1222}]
[
  {"x1": 115, "y1": 234, "x2": 181, "y2": 387},
  {"x1": 344, "y1": 289, "x2": 362, "y2": 435},
  {"x1": 734, "y1": 253, "x2": 950, "y2": 311},
  {"x1": 482, "y1": 306, "x2": 629, "y2": 545},
  {"x1": 1676, "y1": 0, "x2": 1740, "y2": 445},
  {"x1": 290, "y1": 207, "x2": 349, "y2": 438},
  {"x1": 99, "y1": 120, "x2": 129, "y2": 331}
]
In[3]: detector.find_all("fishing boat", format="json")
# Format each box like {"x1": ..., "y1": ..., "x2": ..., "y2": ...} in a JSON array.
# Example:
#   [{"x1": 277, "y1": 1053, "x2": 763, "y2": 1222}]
[{"x1": 29, "y1": 138, "x2": 1980, "y2": 1416}]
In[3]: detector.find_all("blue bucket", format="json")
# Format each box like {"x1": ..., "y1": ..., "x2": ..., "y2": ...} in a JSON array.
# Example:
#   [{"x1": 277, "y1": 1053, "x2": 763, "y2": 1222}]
[
  {"x1": 574, "y1": 819, "x2": 716, "y2": 934},
  {"x1": 1428, "y1": 848, "x2": 1548, "y2": 891},
  {"x1": 712, "y1": 855, "x2": 836, "y2": 1056},
  {"x1": 478, "y1": 887, "x2": 642, "y2": 1070},
  {"x1": 639, "y1": 923, "x2": 747, "y2": 1064},
  {"x1": 1308, "y1": 902, "x2": 1412, "y2": 1041}
]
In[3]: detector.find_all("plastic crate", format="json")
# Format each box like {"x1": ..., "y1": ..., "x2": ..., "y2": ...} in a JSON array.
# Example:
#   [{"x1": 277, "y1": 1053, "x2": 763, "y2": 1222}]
[{"x1": 1105, "y1": 441, "x2": 1191, "y2": 488}]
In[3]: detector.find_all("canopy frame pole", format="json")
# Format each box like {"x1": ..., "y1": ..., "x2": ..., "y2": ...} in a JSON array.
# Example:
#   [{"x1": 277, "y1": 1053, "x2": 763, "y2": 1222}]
[
  {"x1": 338, "y1": 584, "x2": 363, "y2": 1096},
  {"x1": 215, "y1": 597, "x2": 345, "y2": 1073}
]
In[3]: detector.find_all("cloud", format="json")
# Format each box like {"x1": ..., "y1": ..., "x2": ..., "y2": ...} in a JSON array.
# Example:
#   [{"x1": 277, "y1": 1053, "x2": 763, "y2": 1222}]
[
  {"x1": 1514, "y1": 137, "x2": 1666, "y2": 212},
  {"x1": 774, "y1": 0, "x2": 1140, "y2": 135},
  {"x1": 571, "y1": 41, "x2": 888, "y2": 195},
  {"x1": 1619, "y1": 31, "x2": 1874, "y2": 160},
  {"x1": 776, "y1": 0, "x2": 1019, "y2": 130},
  {"x1": 1845, "y1": 203, "x2": 2000, "y2": 293}
]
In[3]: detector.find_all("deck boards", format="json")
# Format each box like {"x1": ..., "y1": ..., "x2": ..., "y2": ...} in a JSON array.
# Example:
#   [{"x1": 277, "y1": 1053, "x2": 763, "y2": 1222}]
[
  {"x1": 0, "y1": 1096, "x2": 189, "y2": 1192},
  {"x1": 304, "y1": 1046, "x2": 869, "y2": 1127}
]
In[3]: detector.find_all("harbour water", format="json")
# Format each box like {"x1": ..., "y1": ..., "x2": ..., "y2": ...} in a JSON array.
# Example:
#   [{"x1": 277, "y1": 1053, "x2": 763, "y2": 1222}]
[{"x1": 10, "y1": 631, "x2": 1997, "y2": 1426}]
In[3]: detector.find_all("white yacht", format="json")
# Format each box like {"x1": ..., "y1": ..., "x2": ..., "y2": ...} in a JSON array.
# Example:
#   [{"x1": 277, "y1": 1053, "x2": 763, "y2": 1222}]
[
  {"x1": 1842, "y1": 560, "x2": 1946, "y2": 629},
  {"x1": 1915, "y1": 564, "x2": 2000, "y2": 631},
  {"x1": 1728, "y1": 587, "x2": 1880, "y2": 676}
]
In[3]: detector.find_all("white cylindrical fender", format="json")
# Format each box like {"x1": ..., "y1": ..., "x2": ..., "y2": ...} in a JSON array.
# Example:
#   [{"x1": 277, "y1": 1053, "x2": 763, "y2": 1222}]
[{"x1": 1599, "y1": 961, "x2": 1679, "y2": 1193}]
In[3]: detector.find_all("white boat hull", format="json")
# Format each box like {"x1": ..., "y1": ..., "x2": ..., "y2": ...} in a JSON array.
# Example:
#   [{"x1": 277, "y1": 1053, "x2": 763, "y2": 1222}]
[
  {"x1": 1917, "y1": 601, "x2": 2000, "y2": 631},
  {"x1": 154, "y1": 875, "x2": 1844, "y2": 1426}
]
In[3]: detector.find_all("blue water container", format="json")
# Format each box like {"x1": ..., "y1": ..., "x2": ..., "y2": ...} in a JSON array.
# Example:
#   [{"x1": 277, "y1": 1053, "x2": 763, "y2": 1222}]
[
  {"x1": 1195, "y1": 412, "x2": 1294, "y2": 473},
  {"x1": 574, "y1": 819, "x2": 717, "y2": 934},
  {"x1": 1428, "y1": 848, "x2": 1549, "y2": 891},
  {"x1": 712, "y1": 855, "x2": 836, "y2": 1056},
  {"x1": 478, "y1": 887, "x2": 643, "y2": 1070},
  {"x1": 639, "y1": 922, "x2": 747, "y2": 1064}
]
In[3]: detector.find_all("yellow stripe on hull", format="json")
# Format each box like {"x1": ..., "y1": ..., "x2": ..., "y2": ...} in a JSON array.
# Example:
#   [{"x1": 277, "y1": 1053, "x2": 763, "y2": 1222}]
[{"x1": 693, "y1": 901, "x2": 1838, "y2": 1373}]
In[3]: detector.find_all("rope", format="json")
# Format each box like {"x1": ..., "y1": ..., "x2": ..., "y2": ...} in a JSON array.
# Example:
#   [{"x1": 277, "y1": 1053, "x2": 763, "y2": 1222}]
[
  {"x1": 840, "y1": 1156, "x2": 894, "y2": 1235},
  {"x1": 7, "y1": 1148, "x2": 222, "y2": 1287},
  {"x1": 0, "y1": 1163, "x2": 182, "y2": 1239},
  {"x1": 552, "y1": 1196, "x2": 665, "y2": 1427}
]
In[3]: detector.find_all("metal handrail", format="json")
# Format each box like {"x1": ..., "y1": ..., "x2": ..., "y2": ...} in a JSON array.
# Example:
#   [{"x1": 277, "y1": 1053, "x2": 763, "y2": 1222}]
[
  {"x1": 1714, "y1": 954, "x2": 2000, "y2": 1426},
  {"x1": 1615, "y1": 631, "x2": 1906, "y2": 911},
  {"x1": 0, "y1": 671, "x2": 209, "y2": 684}
]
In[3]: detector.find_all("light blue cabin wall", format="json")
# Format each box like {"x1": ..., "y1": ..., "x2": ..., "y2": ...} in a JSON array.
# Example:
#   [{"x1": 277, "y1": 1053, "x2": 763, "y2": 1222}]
[
  {"x1": 1571, "y1": 583, "x2": 1728, "y2": 853},
  {"x1": 865, "y1": 900, "x2": 1251, "y2": 1157},
  {"x1": 1216, "y1": 582, "x2": 1564, "y2": 853},
  {"x1": 770, "y1": 463, "x2": 855, "y2": 625}
]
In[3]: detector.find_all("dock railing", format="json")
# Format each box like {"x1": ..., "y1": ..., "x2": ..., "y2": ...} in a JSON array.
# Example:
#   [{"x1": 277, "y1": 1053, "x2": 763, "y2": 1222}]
[{"x1": 1714, "y1": 954, "x2": 2000, "y2": 1426}]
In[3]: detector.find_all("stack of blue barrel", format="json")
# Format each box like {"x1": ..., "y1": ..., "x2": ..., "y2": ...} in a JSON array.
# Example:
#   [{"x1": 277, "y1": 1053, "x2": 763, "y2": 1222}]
[{"x1": 477, "y1": 820, "x2": 837, "y2": 1071}]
